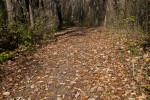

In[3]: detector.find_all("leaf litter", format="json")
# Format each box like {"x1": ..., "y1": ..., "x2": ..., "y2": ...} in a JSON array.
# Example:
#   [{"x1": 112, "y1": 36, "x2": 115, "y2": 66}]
[{"x1": 0, "y1": 27, "x2": 148, "y2": 99}]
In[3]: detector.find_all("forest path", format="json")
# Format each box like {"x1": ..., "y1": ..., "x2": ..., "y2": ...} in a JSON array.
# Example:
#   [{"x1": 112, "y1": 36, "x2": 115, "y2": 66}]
[{"x1": 0, "y1": 27, "x2": 141, "y2": 99}]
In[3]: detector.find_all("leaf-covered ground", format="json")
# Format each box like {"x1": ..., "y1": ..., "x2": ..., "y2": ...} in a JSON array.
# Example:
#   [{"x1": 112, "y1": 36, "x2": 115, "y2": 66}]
[{"x1": 0, "y1": 27, "x2": 149, "y2": 100}]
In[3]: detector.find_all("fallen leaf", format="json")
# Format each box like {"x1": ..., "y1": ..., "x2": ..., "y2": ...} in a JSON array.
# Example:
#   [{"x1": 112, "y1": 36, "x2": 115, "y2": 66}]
[
  {"x1": 131, "y1": 59, "x2": 136, "y2": 63},
  {"x1": 112, "y1": 95, "x2": 116, "y2": 98},
  {"x1": 138, "y1": 69, "x2": 142, "y2": 72},
  {"x1": 88, "y1": 98, "x2": 96, "y2": 100},
  {"x1": 3, "y1": 92, "x2": 10, "y2": 96},
  {"x1": 134, "y1": 43, "x2": 137, "y2": 46},
  {"x1": 76, "y1": 60, "x2": 81, "y2": 63},
  {"x1": 81, "y1": 96, "x2": 89, "y2": 99},
  {"x1": 75, "y1": 92, "x2": 80, "y2": 98},
  {"x1": 120, "y1": 71, "x2": 124, "y2": 74},
  {"x1": 136, "y1": 96, "x2": 142, "y2": 99},
  {"x1": 9, "y1": 78, "x2": 13, "y2": 81},
  {"x1": 85, "y1": 96, "x2": 89, "y2": 99},
  {"x1": 117, "y1": 91, "x2": 122, "y2": 96},
  {"x1": 18, "y1": 86, "x2": 24, "y2": 90},
  {"x1": 47, "y1": 92, "x2": 55, "y2": 96},
  {"x1": 97, "y1": 73, "x2": 101, "y2": 77},
  {"x1": 31, "y1": 85, "x2": 34, "y2": 88},
  {"x1": 50, "y1": 92, "x2": 55, "y2": 95},
  {"x1": 26, "y1": 85, "x2": 30, "y2": 88},
  {"x1": 99, "y1": 78, "x2": 103, "y2": 80},
  {"x1": 145, "y1": 58, "x2": 150, "y2": 63},
  {"x1": 118, "y1": 66, "x2": 121, "y2": 70},
  {"x1": 41, "y1": 76, "x2": 46, "y2": 79},
  {"x1": 97, "y1": 86, "x2": 105, "y2": 91},
  {"x1": 83, "y1": 69, "x2": 87, "y2": 72},
  {"x1": 143, "y1": 53, "x2": 149, "y2": 58},
  {"x1": 93, "y1": 50, "x2": 97, "y2": 53}
]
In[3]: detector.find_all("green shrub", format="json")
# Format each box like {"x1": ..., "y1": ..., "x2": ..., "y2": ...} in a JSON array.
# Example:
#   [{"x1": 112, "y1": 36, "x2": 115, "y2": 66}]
[
  {"x1": 0, "y1": 51, "x2": 14, "y2": 63},
  {"x1": 0, "y1": 22, "x2": 33, "y2": 50}
]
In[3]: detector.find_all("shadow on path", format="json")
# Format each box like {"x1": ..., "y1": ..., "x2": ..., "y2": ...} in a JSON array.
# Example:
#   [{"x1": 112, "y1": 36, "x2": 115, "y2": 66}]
[{"x1": 55, "y1": 27, "x2": 90, "y2": 37}]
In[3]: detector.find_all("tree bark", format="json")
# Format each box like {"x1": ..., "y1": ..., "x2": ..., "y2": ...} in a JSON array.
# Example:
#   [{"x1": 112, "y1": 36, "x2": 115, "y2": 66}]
[
  {"x1": 39, "y1": 0, "x2": 44, "y2": 10},
  {"x1": 29, "y1": 0, "x2": 34, "y2": 28},
  {"x1": 53, "y1": 0, "x2": 62, "y2": 29},
  {"x1": 5, "y1": 0, "x2": 14, "y2": 23}
]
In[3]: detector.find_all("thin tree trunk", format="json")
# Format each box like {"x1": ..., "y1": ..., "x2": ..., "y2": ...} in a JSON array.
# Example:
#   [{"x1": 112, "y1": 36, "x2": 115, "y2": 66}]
[
  {"x1": 56, "y1": 0, "x2": 62, "y2": 29},
  {"x1": 0, "y1": 0, "x2": 7, "y2": 24},
  {"x1": 53, "y1": 0, "x2": 62, "y2": 29},
  {"x1": 39, "y1": 0, "x2": 44, "y2": 10},
  {"x1": 29, "y1": 0, "x2": 34, "y2": 28},
  {"x1": 5, "y1": 0, "x2": 14, "y2": 23}
]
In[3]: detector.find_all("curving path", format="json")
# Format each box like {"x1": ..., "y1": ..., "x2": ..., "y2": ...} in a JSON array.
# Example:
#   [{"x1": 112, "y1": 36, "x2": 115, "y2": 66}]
[{"x1": 0, "y1": 27, "x2": 143, "y2": 100}]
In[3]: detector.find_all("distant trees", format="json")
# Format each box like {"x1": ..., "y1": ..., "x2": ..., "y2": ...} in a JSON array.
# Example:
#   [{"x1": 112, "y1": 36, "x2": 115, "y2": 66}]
[
  {"x1": 1, "y1": 0, "x2": 109, "y2": 28},
  {"x1": 0, "y1": 0, "x2": 149, "y2": 51},
  {"x1": 0, "y1": 0, "x2": 149, "y2": 29},
  {"x1": 106, "y1": 0, "x2": 149, "y2": 33}
]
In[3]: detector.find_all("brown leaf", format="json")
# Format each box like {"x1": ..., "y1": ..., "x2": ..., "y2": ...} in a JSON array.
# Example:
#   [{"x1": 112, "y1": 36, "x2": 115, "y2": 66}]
[
  {"x1": 145, "y1": 58, "x2": 150, "y2": 63},
  {"x1": 117, "y1": 91, "x2": 123, "y2": 96}
]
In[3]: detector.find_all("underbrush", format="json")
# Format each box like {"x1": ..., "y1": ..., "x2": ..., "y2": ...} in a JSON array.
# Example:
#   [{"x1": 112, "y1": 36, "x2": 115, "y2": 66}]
[
  {"x1": 0, "y1": 18, "x2": 56, "y2": 64},
  {"x1": 104, "y1": 26, "x2": 150, "y2": 97}
]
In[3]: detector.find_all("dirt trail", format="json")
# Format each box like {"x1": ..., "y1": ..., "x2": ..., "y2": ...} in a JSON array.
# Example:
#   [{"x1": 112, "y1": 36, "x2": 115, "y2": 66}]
[{"x1": 0, "y1": 27, "x2": 143, "y2": 99}]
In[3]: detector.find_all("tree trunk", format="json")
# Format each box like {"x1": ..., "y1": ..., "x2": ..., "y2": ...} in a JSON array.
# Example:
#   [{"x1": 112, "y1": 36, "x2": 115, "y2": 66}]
[
  {"x1": 29, "y1": 0, "x2": 34, "y2": 28},
  {"x1": 39, "y1": 0, "x2": 44, "y2": 10},
  {"x1": 5, "y1": 0, "x2": 14, "y2": 23},
  {"x1": 53, "y1": 0, "x2": 62, "y2": 29},
  {"x1": 0, "y1": 0, "x2": 7, "y2": 24}
]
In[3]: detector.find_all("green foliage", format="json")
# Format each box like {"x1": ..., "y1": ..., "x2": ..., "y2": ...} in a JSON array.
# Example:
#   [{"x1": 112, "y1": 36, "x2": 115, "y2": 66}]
[
  {"x1": 0, "y1": 16, "x2": 56, "y2": 56},
  {"x1": 113, "y1": 42, "x2": 119, "y2": 46},
  {"x1": 52, "y1": 29, "x2": 56, "y2": 32},
  {"x1": 128, "y1": 46, "x2": 138, "y2": 55},
  {"x1": 137, "y1": 27, "x2": 144, "y2": 34},
  {"x1": 113, "y1": 16, "x2": 136, "y2": 30},
  {"x1": 122, "y1": 16, "x2": 135, "y2": 23},
  {"x1": 1, "y1": 22, "x2": 33, "y2": 48},
  {"x1": 34, "y1": 17, "x2": 45, "y2": 30},
  {"x1": 0, "y1": 51, "x2": 14, "y2": 63},
  {"x1": 24, "y1": 41, "x2": 32, "y2": 47},
  {"x1": 33, "y1": 17, "x2": 57, "y2": 41},
  {"x1": 0, "y1": 21, "x2": 46, "y2": 63}
]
